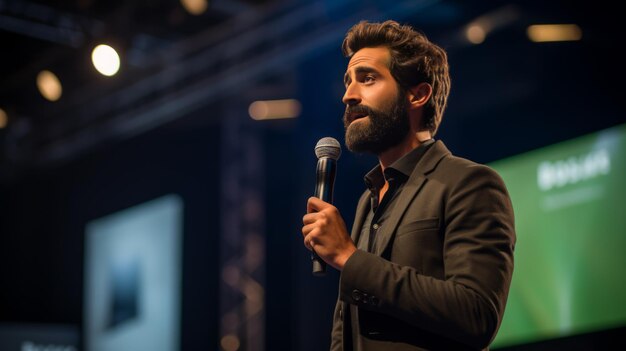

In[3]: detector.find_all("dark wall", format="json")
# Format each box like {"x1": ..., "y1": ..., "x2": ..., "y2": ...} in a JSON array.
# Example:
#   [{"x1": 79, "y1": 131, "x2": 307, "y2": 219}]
[{"x1": 0, "y1": 119, "x2": 221, "y2": 350}]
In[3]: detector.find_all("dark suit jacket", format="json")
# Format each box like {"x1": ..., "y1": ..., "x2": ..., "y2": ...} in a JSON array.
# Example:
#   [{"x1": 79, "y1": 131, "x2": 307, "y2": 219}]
[{"x1": 330, "y1": 140, "x2": 516, "y2": 351}]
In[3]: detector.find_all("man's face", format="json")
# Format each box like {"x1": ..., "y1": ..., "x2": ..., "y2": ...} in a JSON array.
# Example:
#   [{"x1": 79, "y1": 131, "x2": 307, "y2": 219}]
[{"x1": 342, "y1": 47, "x2": 410, "y2": 154}]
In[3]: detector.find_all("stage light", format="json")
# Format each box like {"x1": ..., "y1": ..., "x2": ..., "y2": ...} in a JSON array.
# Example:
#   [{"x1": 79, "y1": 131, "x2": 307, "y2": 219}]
[
  {"x1": 527, "y1": 24, "x2": 582, "y2": 42},
  {"x1": 463, "y1": 5, "x2": 520, "y2": 45},
  {"x1": 180, "y1": 0, "x2": 208, "y2": 15},
  {"x1": 0, "y1": 108, "x2": 7, "y2": 128},
  {"x1": 36, "y1": 70, "x2": 63, "y2": 101},
  {"x1": 248, "y1": 99, "x2": 301, "y2": 120},
  {"x1": 91, "y1": 44, "x2": 121, "y2": 76},
  {"x1": 466, "y1": 24, "x2": 486, "y2": 44},
  {"x1": 220, "y1": 334, "x2": 240, "y2": 351}
]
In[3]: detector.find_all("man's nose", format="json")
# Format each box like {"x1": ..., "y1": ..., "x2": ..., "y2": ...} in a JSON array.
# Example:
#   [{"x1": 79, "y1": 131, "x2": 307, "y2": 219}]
[{"x1": 342, "y1": 82, "x2": 361, "y2": 106}]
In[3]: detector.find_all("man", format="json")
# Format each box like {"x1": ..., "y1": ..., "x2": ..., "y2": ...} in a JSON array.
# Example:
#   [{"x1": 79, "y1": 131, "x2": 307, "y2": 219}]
[{"x1": 301, "y1": 20, "x2": 516, "y2": 350}]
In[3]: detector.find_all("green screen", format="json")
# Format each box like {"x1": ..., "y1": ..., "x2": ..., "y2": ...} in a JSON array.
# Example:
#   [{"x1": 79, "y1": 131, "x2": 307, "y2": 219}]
[{"x1": 489, "y1": 124, "x2": 626, "y2": 348}]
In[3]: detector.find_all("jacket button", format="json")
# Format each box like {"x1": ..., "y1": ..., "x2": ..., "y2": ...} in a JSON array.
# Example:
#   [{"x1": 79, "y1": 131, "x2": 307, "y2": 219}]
[
  {"x1": 369, "y1": 296, "x2": 379, "y2": 305},
  {"x1": 352, "y1": 290, "x2": 362, "y2": 302},
  {"x1": 361, "y1": 292, "x2": 370, "y2": 304}
]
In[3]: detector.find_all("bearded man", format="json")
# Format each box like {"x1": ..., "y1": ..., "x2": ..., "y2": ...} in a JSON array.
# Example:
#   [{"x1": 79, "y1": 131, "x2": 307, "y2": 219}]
[{"x1": 301, "y1": 20, "x2": 516, "y2": 351}]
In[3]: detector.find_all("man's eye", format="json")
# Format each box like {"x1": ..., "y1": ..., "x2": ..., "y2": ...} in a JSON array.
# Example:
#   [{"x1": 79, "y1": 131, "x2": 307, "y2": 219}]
[{"x1": 364, "y1": 76, "x2": 375, "y2": 83}]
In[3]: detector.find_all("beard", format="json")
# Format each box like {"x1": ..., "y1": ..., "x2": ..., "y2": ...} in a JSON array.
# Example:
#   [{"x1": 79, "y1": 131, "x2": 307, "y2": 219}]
[{"x1": 343, "y1": 89, "x2": 410, "y2": 154}]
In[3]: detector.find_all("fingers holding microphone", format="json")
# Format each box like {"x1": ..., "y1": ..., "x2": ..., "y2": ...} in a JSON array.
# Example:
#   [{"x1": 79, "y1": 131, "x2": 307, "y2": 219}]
[
  {"x1": 301, "y1": 197, "x2": 357, "y2": 271},
  {"x1": 303, "y1": 234, "x2": 315, "y2": 251},
  {"x1": 301, "y1": 200, "x2": 321, "y2": 251},
  {"x1": 301, "y1": 221, "x2": 316, "y2": 251}
]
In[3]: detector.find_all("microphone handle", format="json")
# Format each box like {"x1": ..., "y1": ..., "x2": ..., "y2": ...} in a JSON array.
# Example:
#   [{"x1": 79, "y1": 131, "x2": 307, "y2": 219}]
[{"x1": 312, "y1": 157, "x2": 337, "y2": 276}]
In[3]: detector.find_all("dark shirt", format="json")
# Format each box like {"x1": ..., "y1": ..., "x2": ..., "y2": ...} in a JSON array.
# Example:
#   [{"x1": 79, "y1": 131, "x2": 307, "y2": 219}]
[
  {"x1": 357, "y1": 138, "x2": 435, "y2": 252},
  {"x1": 350, "y1": 139, "x2": 435, "y2": 349}
]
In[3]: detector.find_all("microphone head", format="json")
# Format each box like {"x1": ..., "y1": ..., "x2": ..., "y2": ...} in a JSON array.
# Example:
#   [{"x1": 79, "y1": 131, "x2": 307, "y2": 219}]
[{"x1": 315, "y1": 137, "x2": 341, "y2": 160}]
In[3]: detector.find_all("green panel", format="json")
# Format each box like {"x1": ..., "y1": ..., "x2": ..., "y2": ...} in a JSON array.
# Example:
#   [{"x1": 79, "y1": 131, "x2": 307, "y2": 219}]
[{"x1": 489, "y1": 124, "x2": 626, "y2": 348}]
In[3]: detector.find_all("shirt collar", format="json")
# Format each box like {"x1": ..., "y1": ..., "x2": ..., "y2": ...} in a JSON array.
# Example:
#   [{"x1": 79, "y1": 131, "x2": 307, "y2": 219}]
[{"x1": 364, "y1": 138, "x2": 435, "y2": 191}]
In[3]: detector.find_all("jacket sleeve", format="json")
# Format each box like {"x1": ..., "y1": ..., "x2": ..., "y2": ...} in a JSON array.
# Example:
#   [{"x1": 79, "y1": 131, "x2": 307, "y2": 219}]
[{"x1": 339, "y1": 164, "x2": 516, "y2": 349}]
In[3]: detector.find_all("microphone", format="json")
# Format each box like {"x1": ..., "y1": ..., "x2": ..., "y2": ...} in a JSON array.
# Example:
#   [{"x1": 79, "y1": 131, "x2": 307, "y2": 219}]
[{"x1": 312, "y1": 137, "x2": 341, "y2": 276}]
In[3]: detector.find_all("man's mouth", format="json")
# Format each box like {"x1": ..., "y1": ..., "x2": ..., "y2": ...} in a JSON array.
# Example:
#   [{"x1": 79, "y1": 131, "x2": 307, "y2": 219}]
[{"x1": 347, "y1": 112, "x2": 368, "y2": 124}]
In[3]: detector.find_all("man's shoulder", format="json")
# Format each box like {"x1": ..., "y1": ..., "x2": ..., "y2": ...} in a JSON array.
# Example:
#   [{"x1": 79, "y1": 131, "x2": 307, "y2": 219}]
[
  {"x1": 430, "y1": 143, "x2": 505, "y2": 184},
  {"x1": 443, "y1": 152, "x2": 484, "y2": 171},
  {"x1": 427, "y1": 141, "x2": 483, "y2": 171}
]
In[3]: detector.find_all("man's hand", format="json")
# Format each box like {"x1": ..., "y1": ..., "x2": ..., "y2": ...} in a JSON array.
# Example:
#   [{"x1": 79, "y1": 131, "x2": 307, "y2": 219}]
[{"x1": 302, "y1": 197, "x2": 357, "y2": 271}]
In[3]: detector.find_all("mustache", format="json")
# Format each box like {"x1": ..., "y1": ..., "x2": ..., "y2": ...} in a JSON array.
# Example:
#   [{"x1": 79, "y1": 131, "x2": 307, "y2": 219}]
[{"x1": 343, "y1": 104, "x2": 375, "y2": 121}]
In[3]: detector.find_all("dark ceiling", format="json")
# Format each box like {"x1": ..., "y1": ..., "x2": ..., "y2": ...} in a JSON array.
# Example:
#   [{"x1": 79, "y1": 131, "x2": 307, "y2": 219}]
[
  {"x1": 0, "y1": 0, "x2": 623, "y2": 180},
  {"x1": 0, "y1": 0, "x2": 287, "y2": 112}
]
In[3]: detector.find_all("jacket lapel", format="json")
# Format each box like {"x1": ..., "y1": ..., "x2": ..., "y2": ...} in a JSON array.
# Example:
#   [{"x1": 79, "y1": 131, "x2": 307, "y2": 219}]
[
  {"x1": 372, "y1": 141, "x2": 451, "y2": 256},
  {"x1": 350, "y1": 191, "x2": 371, "y2": 243}
]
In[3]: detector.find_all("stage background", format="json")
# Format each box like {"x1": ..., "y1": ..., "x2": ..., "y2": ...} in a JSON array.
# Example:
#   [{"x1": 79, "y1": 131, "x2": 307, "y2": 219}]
[{"x1": 1, "y1": 0, "x2": 624, "y2": 350}]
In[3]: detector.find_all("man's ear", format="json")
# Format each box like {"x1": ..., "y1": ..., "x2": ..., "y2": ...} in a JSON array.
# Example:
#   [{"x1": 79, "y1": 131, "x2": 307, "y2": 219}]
[{"x1": 407, "y1": 82, "x2": 432, "y2": 110}]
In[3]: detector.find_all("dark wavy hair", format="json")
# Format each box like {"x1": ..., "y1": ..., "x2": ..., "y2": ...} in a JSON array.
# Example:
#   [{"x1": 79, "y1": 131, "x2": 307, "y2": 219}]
[{"x1": 342, "y1": 20, "x2": 451, "y2": 136}]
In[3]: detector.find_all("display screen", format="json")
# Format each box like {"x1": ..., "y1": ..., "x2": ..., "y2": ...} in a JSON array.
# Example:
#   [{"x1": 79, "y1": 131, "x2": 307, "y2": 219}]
[
  {"x1": 490, "y1": 124, "x2": 626, "y2": 348},
  {"x1": 84, "y1": 194, "x2": 183, "y2": 351}
]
